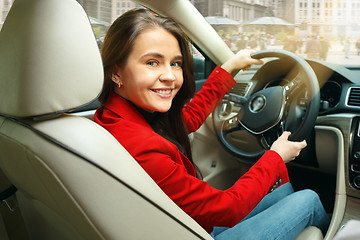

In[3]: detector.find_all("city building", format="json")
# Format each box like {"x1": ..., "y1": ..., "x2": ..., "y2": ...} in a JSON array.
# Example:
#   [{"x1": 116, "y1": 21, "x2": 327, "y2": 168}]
[
  {"x1": 294, "y1": 0, "x2": 360, "y2": 38},
  {"x1": 268, "y1": 0, "x2": 295, "y2": 23},
  {"x1": 111, "y1": 0, "x2": 142, "y2": 22},
  {"x1": 76, "y1": 0, "x2": 112, "y2": 24},
  {"x1": 193, "y1": 0, "x2": 271, "y2": 22},
  {"x1": 2, "y1": 0, "x2": 360, "y2": 39}
]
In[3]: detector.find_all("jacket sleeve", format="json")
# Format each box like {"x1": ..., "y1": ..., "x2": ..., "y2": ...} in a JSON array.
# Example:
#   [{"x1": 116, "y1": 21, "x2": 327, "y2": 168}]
[
  {"x1": 157, "y1": 150, "x2": 289, "y2": 230},
  {"x1": 182, "y1": 66, "x2": 236, "y2": 133}
]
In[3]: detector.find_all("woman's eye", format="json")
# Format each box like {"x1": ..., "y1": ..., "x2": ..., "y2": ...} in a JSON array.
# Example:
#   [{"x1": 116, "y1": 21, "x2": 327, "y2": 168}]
[
  {"x1": 171, "y1": 61, "x2": 183, "y2": 68},
  {"x1": 146, "y1": 60, "x2": 159, "y2": 67}
]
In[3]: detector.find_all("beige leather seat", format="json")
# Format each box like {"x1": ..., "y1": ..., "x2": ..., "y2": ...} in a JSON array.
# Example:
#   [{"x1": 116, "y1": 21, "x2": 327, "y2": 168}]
[
  {"x1": 0, "y1": 0, "x2": 211, "y2": 239},
  {"x1": 0, "y1": 0, "x2": 323, "y2": 239}
]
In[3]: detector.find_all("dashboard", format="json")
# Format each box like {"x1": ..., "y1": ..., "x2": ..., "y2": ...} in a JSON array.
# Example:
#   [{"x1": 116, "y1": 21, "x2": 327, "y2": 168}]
[
  {"x1": 229, "y1": 59, "x2": 360, "y2": 116},
  {"x1": 309, "y1": 61, "x2": 360, "y2": 115}
]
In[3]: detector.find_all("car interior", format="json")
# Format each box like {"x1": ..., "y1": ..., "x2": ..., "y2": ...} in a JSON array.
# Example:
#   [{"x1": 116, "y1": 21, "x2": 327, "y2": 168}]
[{"x1": 0, "y1": 0, "x2": 359, "y2": 239}]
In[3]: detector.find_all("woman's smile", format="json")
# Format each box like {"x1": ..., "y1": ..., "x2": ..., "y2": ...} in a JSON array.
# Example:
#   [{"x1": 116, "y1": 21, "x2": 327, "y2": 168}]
[{"x1": 151, "y1": 88, "x2": 173, "y2": 98}]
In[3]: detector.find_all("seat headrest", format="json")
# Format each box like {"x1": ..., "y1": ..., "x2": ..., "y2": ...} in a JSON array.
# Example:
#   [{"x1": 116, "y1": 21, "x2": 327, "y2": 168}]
[{"x1": 0, "y1": 0, "x2": 103, "y2": 117}]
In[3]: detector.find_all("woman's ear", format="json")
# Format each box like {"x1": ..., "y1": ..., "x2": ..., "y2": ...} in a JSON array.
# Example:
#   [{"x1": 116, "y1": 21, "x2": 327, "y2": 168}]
[
  {"x1": 111, "y1": 73, "x2": 123, "y2": 88},
  {"x1": 112, "y1": 65, "x2": 123, "y2": 88}
]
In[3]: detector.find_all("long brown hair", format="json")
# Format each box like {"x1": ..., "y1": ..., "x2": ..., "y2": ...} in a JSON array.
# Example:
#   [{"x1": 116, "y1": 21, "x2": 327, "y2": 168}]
[{"x1": 99, "y1": 8, "x2": 200, "y2": 177}]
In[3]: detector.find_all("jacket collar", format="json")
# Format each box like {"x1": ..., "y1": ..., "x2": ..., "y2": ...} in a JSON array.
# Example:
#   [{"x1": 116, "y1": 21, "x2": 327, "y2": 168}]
[
  {"x1": 104, "y1": 92, "x2": 152, "y2": 129},
  {"x1": 103, "y1": 92, "x2": 196, "y2": 177}
]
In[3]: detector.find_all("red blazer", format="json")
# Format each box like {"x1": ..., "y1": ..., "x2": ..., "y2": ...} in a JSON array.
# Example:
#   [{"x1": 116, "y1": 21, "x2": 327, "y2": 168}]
[{"x1": 94, "y1": 66, "x2": 289, "y2": 233}]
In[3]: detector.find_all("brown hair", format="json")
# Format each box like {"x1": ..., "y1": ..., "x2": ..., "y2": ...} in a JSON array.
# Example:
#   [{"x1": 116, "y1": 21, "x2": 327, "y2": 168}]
[{"x1": 99, "y1": 8, "x2": 200, "y2": 177}]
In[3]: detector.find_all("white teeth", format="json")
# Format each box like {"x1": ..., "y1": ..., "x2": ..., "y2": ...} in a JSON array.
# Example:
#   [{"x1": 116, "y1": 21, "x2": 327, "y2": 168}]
[{"x1": 153, "y1": 89, "x2": 171, "y2": 94}]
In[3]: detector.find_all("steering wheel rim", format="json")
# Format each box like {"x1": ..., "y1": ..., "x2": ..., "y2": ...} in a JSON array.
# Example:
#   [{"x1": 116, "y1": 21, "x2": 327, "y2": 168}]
[{"x1": 213, "y1": 49, "x2": 320, "y2": 161}]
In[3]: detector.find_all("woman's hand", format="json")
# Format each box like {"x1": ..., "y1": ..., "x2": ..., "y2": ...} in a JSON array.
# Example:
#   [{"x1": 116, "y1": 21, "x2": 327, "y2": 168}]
[
  {"x1": 270, "y1": 131, "x2": 307, "y2": 164},
  {"x1": 221, "y1": 50, "x2": 264, "y2": 74}
]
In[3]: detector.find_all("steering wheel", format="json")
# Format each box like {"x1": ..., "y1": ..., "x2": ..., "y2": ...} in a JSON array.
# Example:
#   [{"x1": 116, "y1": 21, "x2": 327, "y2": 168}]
[{"x1": 213, "y1": 49, "x2": 320, "y2": 161}]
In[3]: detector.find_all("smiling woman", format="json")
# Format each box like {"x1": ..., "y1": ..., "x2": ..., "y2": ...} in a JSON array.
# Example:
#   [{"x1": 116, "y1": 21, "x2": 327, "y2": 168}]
[
  {"x1": 2, "y1": 0, "x2": 359, "y2": 239},
  {"x1": 111, "y1": 28, "x2": 184, "y2": 113},
  {"x1": 94, "y1": 8, "x2": 330, "y2": 239}
]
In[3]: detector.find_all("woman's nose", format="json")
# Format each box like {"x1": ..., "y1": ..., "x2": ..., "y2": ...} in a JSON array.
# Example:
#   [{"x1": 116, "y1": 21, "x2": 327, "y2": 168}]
[{"x1": 159, "y1": 66, "x2": 176, "y2": 81}]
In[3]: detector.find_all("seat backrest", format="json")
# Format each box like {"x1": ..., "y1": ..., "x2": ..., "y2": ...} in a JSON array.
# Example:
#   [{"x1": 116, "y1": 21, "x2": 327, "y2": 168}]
[{"x1": 0, "y1": 0, "x2": 212, "y2": 239}]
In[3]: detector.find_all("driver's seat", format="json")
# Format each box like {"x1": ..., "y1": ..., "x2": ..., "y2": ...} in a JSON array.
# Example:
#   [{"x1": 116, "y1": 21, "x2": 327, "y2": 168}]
[
  {"x1": 0, "y1": 0, "x2": 211, "y2": 239},
  {"x1": 0, "y1": 0, "x2": 323, "y2": 239}
]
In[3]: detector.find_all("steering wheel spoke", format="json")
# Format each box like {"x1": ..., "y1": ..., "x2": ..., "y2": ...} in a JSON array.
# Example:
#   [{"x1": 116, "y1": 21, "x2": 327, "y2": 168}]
[
  {"x1": 284, "y1": 77, "x2": 302, "y2": 96},
  {"x1": 258, "y1": 133, "x2": 270, "y2": 149},
  {"x1": 221, "y1": 115, "x2": 240, "y2": 134},
  {"x1": 258, "y1": 120, "x2": 285, "y2": 149}
]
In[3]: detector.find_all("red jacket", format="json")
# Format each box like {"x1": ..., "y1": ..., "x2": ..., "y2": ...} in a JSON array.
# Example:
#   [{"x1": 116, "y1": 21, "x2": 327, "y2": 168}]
[{"x1": 94, "y1": 66, "x2": 289, "y2": 233}]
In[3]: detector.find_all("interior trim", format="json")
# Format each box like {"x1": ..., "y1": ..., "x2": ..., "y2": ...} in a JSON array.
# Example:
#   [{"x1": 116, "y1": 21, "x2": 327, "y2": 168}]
[{"x1": 315, "y1": 126, "x2": 346, "y2": 240}]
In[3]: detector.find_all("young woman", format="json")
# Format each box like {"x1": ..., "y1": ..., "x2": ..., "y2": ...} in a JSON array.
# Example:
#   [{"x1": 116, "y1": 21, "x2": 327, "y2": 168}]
[{"x1": 94, "y1": 8, "x2": 330, "y2": 239}]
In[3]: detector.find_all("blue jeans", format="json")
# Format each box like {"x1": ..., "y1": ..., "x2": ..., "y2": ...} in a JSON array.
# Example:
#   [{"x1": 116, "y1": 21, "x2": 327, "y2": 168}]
[{"x1": 211, "y1": 183, "x2": 330, "y2": 240}]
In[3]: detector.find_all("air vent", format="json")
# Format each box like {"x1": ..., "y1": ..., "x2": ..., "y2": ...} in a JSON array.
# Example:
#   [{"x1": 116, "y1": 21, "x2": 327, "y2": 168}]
[
  {"x1": 230, "y1": 82, "x2": 251, "y2": 96},
  {"x1": 347, "y1": 87, "x2": 360, "y2": 107}
]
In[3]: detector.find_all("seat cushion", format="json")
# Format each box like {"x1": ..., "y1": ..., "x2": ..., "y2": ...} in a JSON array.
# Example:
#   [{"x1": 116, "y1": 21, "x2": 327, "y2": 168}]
[{"x1": 295, "y1": 226, "x2": 323, "y2": 240}]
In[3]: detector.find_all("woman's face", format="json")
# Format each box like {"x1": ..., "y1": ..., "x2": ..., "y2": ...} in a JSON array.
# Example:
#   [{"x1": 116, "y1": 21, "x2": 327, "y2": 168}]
[{"x1": 113, "y1": 27, "x2": 184, "y2": 112}]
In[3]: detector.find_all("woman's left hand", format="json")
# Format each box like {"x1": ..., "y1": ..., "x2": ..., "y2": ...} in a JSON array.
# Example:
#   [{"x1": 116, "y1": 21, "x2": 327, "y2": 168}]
[{"x1": 221, "y1": 50, "x2": 264, "y2": 74}]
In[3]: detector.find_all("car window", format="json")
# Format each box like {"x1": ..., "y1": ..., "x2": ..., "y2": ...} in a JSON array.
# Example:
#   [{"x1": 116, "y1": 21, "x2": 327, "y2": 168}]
[
  {"x1": 2, "y1": 0, "x2": 358, "y2": 73},
  {"x1": 198, "y1": 1, "x2": 360, "y2": 67}
]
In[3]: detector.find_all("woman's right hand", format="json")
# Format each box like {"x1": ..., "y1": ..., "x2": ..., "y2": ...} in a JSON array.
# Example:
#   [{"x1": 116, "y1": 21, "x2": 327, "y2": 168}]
[
  {"x1": 270, "y1": 131, "x2": 307, "y2": 164},
  {"x1": 221, "y1": 50, "x2": 263, "y2": 74}
]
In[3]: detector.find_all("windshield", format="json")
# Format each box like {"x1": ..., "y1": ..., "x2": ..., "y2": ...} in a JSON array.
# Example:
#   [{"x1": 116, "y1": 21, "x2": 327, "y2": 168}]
[
  {"x1": 195, "y1": 0, "x2": 360, "y2": 66},
  {"x1": 1, "y1": 0, "x2": 359, "y2": 66}
]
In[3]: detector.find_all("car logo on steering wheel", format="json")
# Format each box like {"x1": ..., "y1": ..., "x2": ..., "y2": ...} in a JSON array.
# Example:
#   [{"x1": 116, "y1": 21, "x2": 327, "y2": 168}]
[{"x1": 250, "y1": 95, "x2": 266, "y2": 113}]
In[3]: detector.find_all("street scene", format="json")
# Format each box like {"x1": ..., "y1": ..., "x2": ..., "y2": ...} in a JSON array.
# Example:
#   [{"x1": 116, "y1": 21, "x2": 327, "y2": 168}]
[
  {"x1": 1, "y1": 0, "x2": 360, "y2": 66},
  {"x1": 215, "y1": 25, "x2": 360, "y2": 66},
  {"x1": 248, "y1": 38, "x2": 360, "y2": 66},
  {"x1": 192, "y1": 0, "x2": 360, "y2": 67}
]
